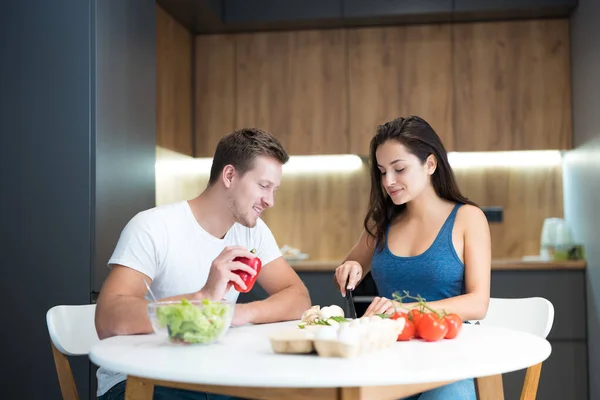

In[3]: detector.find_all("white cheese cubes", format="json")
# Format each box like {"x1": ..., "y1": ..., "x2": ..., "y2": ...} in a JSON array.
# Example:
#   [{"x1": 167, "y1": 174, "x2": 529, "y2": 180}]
[{"x1": 269, "y1": 315, "x2": 405, "y2": 358}]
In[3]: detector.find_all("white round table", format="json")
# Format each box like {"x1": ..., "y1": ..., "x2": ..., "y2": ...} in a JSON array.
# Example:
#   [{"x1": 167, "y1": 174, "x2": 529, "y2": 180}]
[{"x1": 90, "y1": 321, "x2": 551, "y2": 400}]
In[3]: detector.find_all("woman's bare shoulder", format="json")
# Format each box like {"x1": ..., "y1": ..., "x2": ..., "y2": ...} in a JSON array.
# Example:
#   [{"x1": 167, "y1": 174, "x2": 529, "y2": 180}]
[{"x1": 456, "y1": 204, "x2": 488, "y2": 227}]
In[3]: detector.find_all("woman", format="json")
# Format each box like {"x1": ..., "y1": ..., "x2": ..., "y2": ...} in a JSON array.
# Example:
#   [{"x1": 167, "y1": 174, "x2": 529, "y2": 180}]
[{"x1": 334, "y1": 116, "x2": 491, "y2": 400}]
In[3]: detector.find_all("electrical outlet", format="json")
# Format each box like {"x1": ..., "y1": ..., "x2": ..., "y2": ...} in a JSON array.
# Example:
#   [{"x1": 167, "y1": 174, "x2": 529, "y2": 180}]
[{"x1": 482, "y1": 206, "x2": 503, "y2": 223}]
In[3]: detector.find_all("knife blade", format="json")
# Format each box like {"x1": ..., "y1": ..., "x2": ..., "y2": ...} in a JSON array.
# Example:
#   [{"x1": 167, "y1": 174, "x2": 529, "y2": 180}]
[{"x1": 345, "y1": 277, "x2": 358, "y2": 319}]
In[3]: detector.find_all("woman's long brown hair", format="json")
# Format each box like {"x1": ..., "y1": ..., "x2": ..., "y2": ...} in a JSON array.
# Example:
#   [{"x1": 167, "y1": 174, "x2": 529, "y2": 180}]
[{"x1": 364, "y1": 116, "x2": 477, "y2": 250}]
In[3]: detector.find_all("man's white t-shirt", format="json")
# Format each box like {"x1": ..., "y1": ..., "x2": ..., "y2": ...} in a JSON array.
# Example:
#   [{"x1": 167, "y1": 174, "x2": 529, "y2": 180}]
[{"x1": 97, "y1": 201, "x2": 282, "y2": 396}]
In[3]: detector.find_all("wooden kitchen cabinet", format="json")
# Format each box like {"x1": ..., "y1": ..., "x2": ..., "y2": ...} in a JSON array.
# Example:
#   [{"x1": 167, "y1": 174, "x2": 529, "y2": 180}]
[
  {"x1": 453, "y1": 19, "x2": 572, "y2": 151},
  {"x1": 156, "y1": 6, "x2": 193, "y2": 156},
  {"x1": 235, "y1": 29, "x2": 349, "y2": 155},
  {"x1": 348, "y1": 25, "x2": 454, "y2": 156},
  {"x1": 194, "y1": 34, "x2": 236, "y2": 157},
  {"x1": 189, "y1": 18, "x2": 572, "y2": 156}
]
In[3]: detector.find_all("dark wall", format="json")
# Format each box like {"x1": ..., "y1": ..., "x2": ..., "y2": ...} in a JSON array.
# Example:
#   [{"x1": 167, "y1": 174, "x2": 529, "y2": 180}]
[
  {"x1": 566, "y1": 0, "x2": 600, "y2": 398},
  {"x1": 0, "y1": 1, "x2": 94, "y2": 398},
  {"x1": 0, "y1": 1, "x2": 156, "y2": 398},
  {"x1": 93, "y1": 0, "x2": 157, "y2": 293}
]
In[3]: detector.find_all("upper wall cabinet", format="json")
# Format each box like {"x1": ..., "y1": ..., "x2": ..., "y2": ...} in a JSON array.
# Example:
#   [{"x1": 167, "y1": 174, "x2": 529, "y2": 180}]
[
  {"x1": 156, "y1": 6, "x2": 193, "y2": 156},
  {"x1": 234, "y1": 29, "x2": 349, "y2": 155},
  {"x1": 348, "y1": 25, "x2": 454, "y2": 155},
  {"x1": 452, "y1": 19, "x2": 572, "y2": 151},
  {"x1": 194, "y1": 34, "x2": 236, "y2": 158},
  {"x1": 190, "y1": 18, "x2": 573, "y2": 157}
]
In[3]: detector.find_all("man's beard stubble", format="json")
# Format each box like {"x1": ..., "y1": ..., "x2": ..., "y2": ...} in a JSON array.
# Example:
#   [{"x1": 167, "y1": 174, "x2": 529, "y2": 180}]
[{"x1": 227, "y1": 195, "x2": 256, "y2": 228}]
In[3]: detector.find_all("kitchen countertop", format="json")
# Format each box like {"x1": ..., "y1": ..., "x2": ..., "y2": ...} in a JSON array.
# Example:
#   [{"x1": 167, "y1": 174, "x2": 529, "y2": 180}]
[{"x1": 287, "y1": 259, "x2": 586, "y2": 272}]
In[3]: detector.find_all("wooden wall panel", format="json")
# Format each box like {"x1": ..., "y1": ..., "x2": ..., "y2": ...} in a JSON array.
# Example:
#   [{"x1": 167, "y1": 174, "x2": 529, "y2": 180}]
[
  {"x1": 177, "y1": 19, "x2": 570, "y2": 261},
  {"x1": 348, "y1": 25, "x2": 454, "y2": 155},
  {"x1": 453, "y1": 19, "x2": 572, "y2": 151},
  {"x1": 268, "y1": 165, "x2": 564, "y2": 261},
  {"x1": 194, "y1": 34, "x2": 236, "y2": 157},
  {"x1": 156, "y1": 159, "x2": 564, "y2": 261},
  {"x1": 262, "y1": 165, "x2": 562, "y2": 261},
  {"x1": 155, "y1": 147, "x2": 208, "y2": 206},
  {"x1": 454, "y1": 165, "x2": 564, "y2": 259},
  {"x1": 191, "y1": 19, "x2": 571, "y2": 156},
  {"x1": 235, "y1": 29, "x2": 348, "y2": 155},
  {"x1": 156, "y1": 6, "x2": 193, "y2": 156},
  {"x1": 260, "y1": 166, "x2": 371, "y2": 262}
]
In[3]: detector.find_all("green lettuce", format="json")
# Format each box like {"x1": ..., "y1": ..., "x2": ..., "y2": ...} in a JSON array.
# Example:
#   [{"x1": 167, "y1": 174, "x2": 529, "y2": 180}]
[{"x1": 156, "y1": 298, "x2": 230, "y2": 344}]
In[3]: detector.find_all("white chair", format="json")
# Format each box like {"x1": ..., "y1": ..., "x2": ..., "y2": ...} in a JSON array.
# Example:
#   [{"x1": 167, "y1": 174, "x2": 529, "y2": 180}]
[
  {"x1": 474, "y1": 297, "x2": 555, "y2": 400},
  {"x1": 46, "y1": 304, "x2": 99, "y2": 400}
]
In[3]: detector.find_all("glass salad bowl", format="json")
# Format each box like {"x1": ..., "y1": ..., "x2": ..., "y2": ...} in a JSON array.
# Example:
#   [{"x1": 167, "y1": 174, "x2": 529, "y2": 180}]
[{"x1": 147, "y1": 299, "x2": 234, "y2": 345}]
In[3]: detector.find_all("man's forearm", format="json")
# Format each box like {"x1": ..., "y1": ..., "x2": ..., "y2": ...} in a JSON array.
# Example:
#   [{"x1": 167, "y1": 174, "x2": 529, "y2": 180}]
[
  {"x1": 95, "y1": 291, "x2": 208, "y2": 339},
  {"x1": 96, "y1": 295, "x2": 152, "y2": 339},
  {"x1": 241, "y1": 285, "x2": 311, "y2": 325}
]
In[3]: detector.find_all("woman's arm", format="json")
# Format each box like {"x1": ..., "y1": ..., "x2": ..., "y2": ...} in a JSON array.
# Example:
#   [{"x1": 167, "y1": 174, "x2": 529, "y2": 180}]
[{"x1": 334, "y1": 230, "x2": 377, "y2": 296}]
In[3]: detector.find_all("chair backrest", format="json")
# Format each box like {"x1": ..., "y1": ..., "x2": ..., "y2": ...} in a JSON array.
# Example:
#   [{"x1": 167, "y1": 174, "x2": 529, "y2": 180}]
[
  {"x1": 46, "y1": 304, "x2": 99, "y2": 356},
  {"x1": 478, "y1": 297, "x2": 555, "y2": 338}
]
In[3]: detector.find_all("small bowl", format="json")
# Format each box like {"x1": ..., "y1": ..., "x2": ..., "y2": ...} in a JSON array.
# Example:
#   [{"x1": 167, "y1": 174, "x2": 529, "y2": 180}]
[{"x1": 147, "y1": 299, "x2": 234, "y2": 345}]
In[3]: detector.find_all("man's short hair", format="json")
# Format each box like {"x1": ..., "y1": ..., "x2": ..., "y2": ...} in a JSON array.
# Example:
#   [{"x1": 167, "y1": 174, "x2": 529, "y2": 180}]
[{"x1": 208, "y1": 128, "x2": 289, "y2": 185}]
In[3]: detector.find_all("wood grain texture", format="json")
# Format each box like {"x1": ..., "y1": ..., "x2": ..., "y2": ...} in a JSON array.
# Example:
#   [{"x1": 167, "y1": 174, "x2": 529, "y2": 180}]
[
  {"x1": 50, "y1": 341, "x2": 79, "y2": 400},
  {"x1": 155, "y1": 147, "x2": 208, "y2": 206},
  {"x1": 123, "y1": 376, "x2": 451, "y2": 400},
  {"x1": 475, "y1": 375, "x2": 505, "y2": 400},
  {"x1": 260, "y1": 164, "x2": 371, "y2": 262},
  {"x1": 194, "y1": 34, "x2": 236, "y2": 157},
  {"x1": 235, "y1": 29, "x2": 348, "y2": 155},
  {"x1": 453, "y1": 19, "x2": 572, "y2": 151},
  {"x1": 156, "y1": 6, "x2": 193, "y2": 156},
  {"x1": 454, "y1": 164, "x2": 564, "y2": 259},
  {"x1": 263, "y1": 164, "x2": 563, "y2": 261},
  {"x1": 520, "y1": 363, "x2": 543, "y2": 400},
  {"x1": 348, "y1": 24, "x2": 454, "y2": 155},
  {"x1": 155, "y1": 158, "x2": 564, "y2": 261},
  {"x1": 191, "y1": 19, "x2": 571, "y2": 156},
  {"x1": 491, "y1": 259, "x2": 585, "y2": 270},
  {"x1": 342, "y1": 381, "x2": 454, "y2": 400},
  {"x1": 125, "y1": 376, "x2": 155, "y2": 400}
]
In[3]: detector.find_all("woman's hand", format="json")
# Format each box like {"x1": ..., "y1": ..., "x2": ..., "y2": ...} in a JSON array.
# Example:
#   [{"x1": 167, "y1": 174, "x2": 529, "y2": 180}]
[
  {"x1": 363, "y1": 296, "x2": 403, "y2": 316},
  {"x1": 334, "y1": 261, "x2": 363, "y2": 297}
]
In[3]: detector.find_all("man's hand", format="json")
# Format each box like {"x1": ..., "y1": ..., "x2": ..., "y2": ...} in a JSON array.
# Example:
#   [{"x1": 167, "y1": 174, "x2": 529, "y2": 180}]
[{"x1": 199, "y1": 246, "x2": 258, "y2": 300}]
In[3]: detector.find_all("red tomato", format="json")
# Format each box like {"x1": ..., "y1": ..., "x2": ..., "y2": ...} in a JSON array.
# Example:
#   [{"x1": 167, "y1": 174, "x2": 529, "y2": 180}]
[
  {"x1": 418, "y1": 313, "x2": 448, "y2": 342},
  {"x1": 397, "y1": 319, "x2": 415, "y2": 341},
  {"x1": 409, "y1": 309, "x2": 424, "y2": 338},
  {"x1": 390, "y1": 312, "x2": 404, "y2": 320},
  {"x1": 232, "y1": 254, "x2": 262, "y2": 293},
  {"x1": 443, "y1": 314, "x2": 463, "y2": 339}
]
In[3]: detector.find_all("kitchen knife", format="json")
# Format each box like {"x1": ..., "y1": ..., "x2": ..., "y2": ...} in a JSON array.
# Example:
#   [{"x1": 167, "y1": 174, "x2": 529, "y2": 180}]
[{"x1": 345, "y1": 276, "x2": 358, "y2": 319}]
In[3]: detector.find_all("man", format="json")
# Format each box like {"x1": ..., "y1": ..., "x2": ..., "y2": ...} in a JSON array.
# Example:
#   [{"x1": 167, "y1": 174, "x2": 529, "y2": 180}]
[{"x1": 95, "y1": 128, "x2": 311, "y2": 399}]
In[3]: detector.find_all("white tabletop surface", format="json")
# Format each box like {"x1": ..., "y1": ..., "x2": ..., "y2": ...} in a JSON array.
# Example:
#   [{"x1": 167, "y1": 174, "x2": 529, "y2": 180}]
[{"x1": 89, "y1": 321, "x2": 551, "y2": 388}]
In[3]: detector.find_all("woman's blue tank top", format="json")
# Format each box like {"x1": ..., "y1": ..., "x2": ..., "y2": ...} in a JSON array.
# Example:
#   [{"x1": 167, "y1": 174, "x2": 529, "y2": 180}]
[{"x1": 371, "y1": 203, "x2": 465, "y2": 302}]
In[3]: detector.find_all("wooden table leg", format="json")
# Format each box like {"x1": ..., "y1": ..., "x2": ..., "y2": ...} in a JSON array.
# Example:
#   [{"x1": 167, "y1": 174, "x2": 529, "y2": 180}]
[
  {"x1": 125, "y1": 376, "x2": 155, "y2": 400},
  {"x1": 339, "y1": 387, "x2": 360, "y2": 400},
  {"x1": 520, "y1": 363, "x2": 542, "y2": 400},
  {"x1": 475, "y1": 375, "x2": 505, "y2": 400}
]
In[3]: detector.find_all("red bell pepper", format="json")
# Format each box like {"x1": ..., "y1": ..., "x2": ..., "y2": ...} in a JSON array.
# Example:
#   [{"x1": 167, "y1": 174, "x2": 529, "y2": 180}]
[{"x1": 232, "y1": 249, "x2": 262, "y2": 293}]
